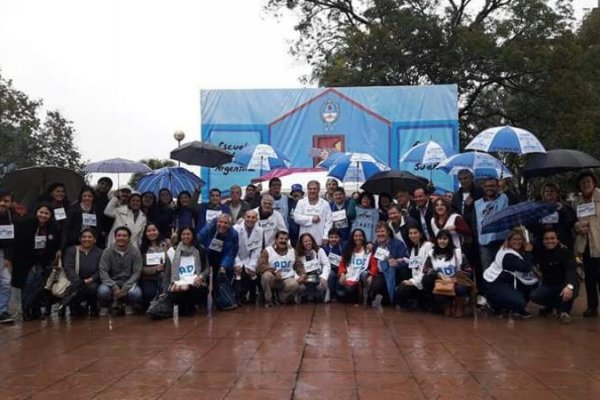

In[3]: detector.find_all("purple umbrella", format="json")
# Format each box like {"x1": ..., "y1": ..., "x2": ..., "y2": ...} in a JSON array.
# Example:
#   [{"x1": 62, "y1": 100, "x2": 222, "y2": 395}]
[{"x1": 84, "y1": 158, "x2": 152, "y2": 174}]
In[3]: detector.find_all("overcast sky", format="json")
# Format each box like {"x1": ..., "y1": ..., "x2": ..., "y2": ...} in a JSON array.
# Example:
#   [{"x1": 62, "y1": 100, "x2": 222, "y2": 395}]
[{"x1": 0, "y1": 0, "x2": 596, "y2": 166}]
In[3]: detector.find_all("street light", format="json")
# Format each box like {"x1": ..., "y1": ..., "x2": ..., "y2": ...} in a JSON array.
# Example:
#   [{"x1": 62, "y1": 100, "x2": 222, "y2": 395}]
[{"x1": 173, "y1": 130, "x2": 185, "y2": 166}]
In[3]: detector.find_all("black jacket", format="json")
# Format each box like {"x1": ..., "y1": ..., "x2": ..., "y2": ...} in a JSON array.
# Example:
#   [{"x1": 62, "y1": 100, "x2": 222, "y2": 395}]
[
  {"x1": 0, "y1": 209, "x2": 16, "y2": 262},
  {"x1": 62, "y1": 204, "x2": 104, "y2": 250},
  {"x1": 535, "y1": 245, "x2": 578, "y2": 288},
  {"x1": 11, "y1": 217, "x2": 61, "y2": 288},
  {"x1": 451, "y1": 185, "x2": 484, "y2": 229},
  {"x1": 409, "y1": 202, "x2": 434, "y2": 240}
]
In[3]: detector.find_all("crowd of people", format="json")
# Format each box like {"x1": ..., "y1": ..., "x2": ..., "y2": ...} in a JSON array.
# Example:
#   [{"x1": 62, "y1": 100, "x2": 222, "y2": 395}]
[{"x1": 0, "y1": 169, "x2": 597, "y2": 325}]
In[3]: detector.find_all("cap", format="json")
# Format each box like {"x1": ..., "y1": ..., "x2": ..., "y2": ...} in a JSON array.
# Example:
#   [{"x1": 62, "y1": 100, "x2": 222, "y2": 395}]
[
  {"x1": 291, "y1": 184, "x2": 304, "y2": 193},
  {"x1": 118, "y1": 185, "x2": 133, "y2": 192}
]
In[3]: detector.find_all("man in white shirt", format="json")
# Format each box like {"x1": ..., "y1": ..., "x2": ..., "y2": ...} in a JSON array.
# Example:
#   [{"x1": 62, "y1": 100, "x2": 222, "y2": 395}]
[
  {"x1": 254, "y1": 194, "x2": 287, "y2": 248},
  {"x1": 293, "y1": 180, "x2": 332, "y2": 246},
  {"x1": 233, "y1": 209, "x2": 263, "y2": 304}
]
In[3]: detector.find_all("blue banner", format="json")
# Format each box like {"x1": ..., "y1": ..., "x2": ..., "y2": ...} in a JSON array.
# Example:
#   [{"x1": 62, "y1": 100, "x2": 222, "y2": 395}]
[{"x1": 201, "y1": 85, "x2": 458, "y2": 198}]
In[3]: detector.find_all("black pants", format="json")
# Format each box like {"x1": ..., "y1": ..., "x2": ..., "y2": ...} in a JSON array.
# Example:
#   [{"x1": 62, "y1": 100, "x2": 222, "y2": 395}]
[
  {"x1": 232, "y1": 270, "x2": 259, "y2": 304},
  {"x1": 530, "y1": 283, "x2": 578, "y2": 314},
  {"x1": 170, "y1": 286, "x2": 207, "y2": 315},
  {"x1": 68, "y1": 282, "x2": 99, "y2": 314},
  {"x1": 583, "y1": 252, "x2": 600, "y2": 310},
  {"x1": 395, "y1": 283, "x2": 427, "y2": 308},
  {"x1": 369, "y1": 275, "x2": 391, "y2": 305}
]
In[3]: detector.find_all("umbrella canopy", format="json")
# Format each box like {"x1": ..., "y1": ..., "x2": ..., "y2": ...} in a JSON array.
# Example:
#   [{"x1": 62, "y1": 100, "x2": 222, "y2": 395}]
[
  {"x1": 523, "y1": 149, "x2": 600, "y2": 178},
  {"x1": 466, "y1": 126, "x2": 546, "y2": 154},
  {"x1": 317, "y1": 152, "x2": 347, "y2": 169},
  {"x1": 400, "y1": 140, "x2": 455, "y2": 165},
  {"x1": 326, "y1": 152, "x2": 390, "y2": 184},
  {"x1": 170, "y1": 141, "x2": 233, "y2": 167},
  {"x1": 232, "y1": 144, "x2": 291, "y2": 174},
  {"x1": 136, "y1": 167, "x2": 204, "y2": 197},
  {"x1": 361, "y1": 170, "x2": 428, "y2": 195},
  {"x1": 481, "y1": 201, "x2": 556, "y2": 234},
  {"x1": 436, "y1": 152, "x2": 512, "y2": 179},
  {"x1": 84, "y1": 158, "x2": 152, "y2": 174},
  {"x1": 0, "y1": 166, "x2": 85, "y2": 209},
  {"x1": 252, "y1": 169, "x2": 331, "y2": 195}
]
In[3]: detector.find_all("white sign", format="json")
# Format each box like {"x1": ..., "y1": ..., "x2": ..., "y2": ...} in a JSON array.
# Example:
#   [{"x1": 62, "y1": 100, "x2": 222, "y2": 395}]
[
  {"x1": 82, "y1": 213, "x2": 97, "y2": 227},
  {"x1": 304, "y1": 259, "x2": 320, "y2": 273},
  {"x1": 577, "y1": 203, "x2": 596, "y2": 219},
  {"x1": 206, "y1": 209, "x2": 221, "y2": 223},
  {"x1": 34, "y1": 235, "x2": 47, "y2": 250},
  {"x1": 209, "y1": 238, "x2": 224, "y2": 252},
  {"x1": 328, "y1": 253, "x2": 342, "y2": 267},
  {"x1": 0, "y1": 225, "x2": 15, "y2": 240},
  {"x1": 54, "y1": 207, "x2": 67, "y2": 221},
  {"x1": 146, "y1": 252, "x2": 164, "y2": 266},
  {"x1": 375, "y1": 247, "x2": 390, "y2": 261}
]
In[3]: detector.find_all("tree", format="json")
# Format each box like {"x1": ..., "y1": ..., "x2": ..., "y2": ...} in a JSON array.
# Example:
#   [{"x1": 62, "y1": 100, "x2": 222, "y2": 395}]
[
  {"x1": 128, "y1": 159, "x2": 176, "y2": 188},
  {"x1": 33, "y1": 111, "x2": 83, "y2": 172},
  {"x1": 0, "y1": 70, "x2": 84, "y2": 176},
  {"x1": 265, "y1": 0, "x2": 591, "y2": 146}
]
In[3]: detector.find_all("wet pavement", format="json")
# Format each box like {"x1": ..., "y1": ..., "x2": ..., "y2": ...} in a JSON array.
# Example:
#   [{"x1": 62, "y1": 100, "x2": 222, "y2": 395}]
[{"x1": 1, "y1": 303, "x2": 600, "y2": 399}]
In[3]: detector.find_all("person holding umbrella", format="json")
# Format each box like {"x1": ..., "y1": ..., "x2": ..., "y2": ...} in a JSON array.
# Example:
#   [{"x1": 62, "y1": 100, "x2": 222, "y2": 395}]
[
  {"x1": 450, "y1": 169, "x2": 483, "y2": 228},
  {"x1": 387, "y1": 204, "x2": 417, "y2": 250},
  {"x1": 573, "y1": 171, "x2": 600, "y2": 318},
  {"x1": 94, "y1": 177, "x2": 113, "y2": 248},
  {"x1": 409, "y1": 187, "x2": 434, "y2": 241},
  {"x1": 531, "y1": 183, "x2": 576, "y2": 250},
  {"x1": 173, "y1": 191, "x2": 199, "y2": 233}
]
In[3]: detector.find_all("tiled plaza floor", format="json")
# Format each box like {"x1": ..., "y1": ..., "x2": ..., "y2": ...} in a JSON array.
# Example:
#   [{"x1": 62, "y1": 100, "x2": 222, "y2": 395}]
[{"x1": 2, "y1": 302, "x2": 600, "y2": 400}]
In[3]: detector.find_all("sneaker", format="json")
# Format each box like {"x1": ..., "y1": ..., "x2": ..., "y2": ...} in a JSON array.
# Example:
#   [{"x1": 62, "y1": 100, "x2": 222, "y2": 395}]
[
  {"x1": 372, "y1": 294, "x2": 383, "y2": 309},
  {"x1": 99, "y1": 307, "x2": 109, "y2": 317},
  {"x1": 583, "y1": 309, "x2": 598, "y2": 318},
  {"x1": 512, "y1": 310, "x2": 532, "y2": 320},
  {"x1": 324, "y1": 288, "x2": 331, "y2": 304},
  {"x1": 560, "y1": 312, "x2": 572, "y2": 324},
  {"x1": 476, "y1": 295, "x2": 488, "y2": 307},
  {"x1": 0, "y1": 312, "x2": 15, "y2": 324},
  {"x1": 264, "y1": 302, "x2": 273, "y2": 309},
  {"x1": 125, "y1": 305, "x2": 134, "y2": 316}
]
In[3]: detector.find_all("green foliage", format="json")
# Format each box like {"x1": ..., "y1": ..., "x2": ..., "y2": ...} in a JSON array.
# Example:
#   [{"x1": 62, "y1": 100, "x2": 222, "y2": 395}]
[
  {"x1": 0, "y1": 71, "x2": 83, "y2": 176},
  {"x1": 266, "y1": 0, "x2": 599, "y2": 156},
  {"x1": 128, "y1": 159, "x2": 176, "y2": 188}
]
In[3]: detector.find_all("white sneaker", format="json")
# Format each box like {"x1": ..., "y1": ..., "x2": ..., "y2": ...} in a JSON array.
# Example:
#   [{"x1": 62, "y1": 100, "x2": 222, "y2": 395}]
[
  {"x1": 476, "y1": 295, "x2": 488, "y2": 307},
  {"x1": 99, "y1": 307, "x2": 108, "y2": 317},
  {"x1": 324, "y1": 288, "x2": 331, "y2": 303}
]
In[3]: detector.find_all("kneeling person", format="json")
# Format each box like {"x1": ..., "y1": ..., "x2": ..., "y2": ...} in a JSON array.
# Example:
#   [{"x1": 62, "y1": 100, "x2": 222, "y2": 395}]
[
  {"x1": 258, "y1": 231, "x2": 305, "y2": 307},
  {"x1": 164, "y1": 227, "x2": 209, "y2": 316},
  {"x1": 98, "y1": 226, "x2": 143, "y2": 315}
]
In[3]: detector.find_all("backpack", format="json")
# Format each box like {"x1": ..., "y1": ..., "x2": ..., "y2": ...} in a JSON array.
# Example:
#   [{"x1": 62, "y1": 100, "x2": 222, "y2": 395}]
[
  {"x1": 146, "y1": 293, "x2": 173, "y2": 319},
  {"x1": 215, "y1": 271, "x2": 237, "y2": 311}
]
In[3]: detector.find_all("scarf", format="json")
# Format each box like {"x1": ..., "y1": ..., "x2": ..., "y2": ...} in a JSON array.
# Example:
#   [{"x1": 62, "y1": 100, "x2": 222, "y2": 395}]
[{"x1": 171, "y1": 242, "x2": 203, "y2": 281}]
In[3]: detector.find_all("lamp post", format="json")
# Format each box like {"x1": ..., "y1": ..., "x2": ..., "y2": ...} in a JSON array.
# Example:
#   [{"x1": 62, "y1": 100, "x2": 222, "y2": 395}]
[{"x1": 173, "y1": 130, "x2": 185, "y2": 166}]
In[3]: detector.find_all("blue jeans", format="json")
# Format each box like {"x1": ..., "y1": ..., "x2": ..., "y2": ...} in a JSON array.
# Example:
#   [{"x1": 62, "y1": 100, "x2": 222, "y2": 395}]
[
  {"x1": 484, "y1": 282, "x2": 528, "y2": 313},
  {"x1": 97, "y1": 283, "x2": 142, "y2": 307},
  {"x1": 0, "y1": 249, "x2": 11, "y2": 314}
]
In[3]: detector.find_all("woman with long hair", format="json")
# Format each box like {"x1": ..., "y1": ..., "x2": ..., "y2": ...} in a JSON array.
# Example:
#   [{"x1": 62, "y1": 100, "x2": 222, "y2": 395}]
[
  {"x1": 139, "y1": 223, "x2": 170, "y2": 310},
  {"x1": 431, "y1": 197, "x2": 472, "y2": 250},
  {"x1": 423, "y1": 229, "x2": 471, "y2": 317},
  {"x1": 337, "y1": 229, "x2": 370, "y2": 303},
  {"x1": 295, "y1": 232, "x2": 331, "y2": 303},
  {"x1": 483, "y1": 228, "x2": 538, "y2": 318},
  {"x1": 62, "y1": 186, "x2": 103, "y2": 251},
  {"x1": 395, "y1": 225, "x2": 434, "y2": 309},
  {"x1": 164, "y1": 227, "x2": 209, "y2": 316}
]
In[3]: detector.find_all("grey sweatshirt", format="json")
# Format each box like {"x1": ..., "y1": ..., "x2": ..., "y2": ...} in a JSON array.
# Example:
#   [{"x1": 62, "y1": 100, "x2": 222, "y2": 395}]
[{"x1": 99, "y1": 244, "x2": 142, "y2": 292}]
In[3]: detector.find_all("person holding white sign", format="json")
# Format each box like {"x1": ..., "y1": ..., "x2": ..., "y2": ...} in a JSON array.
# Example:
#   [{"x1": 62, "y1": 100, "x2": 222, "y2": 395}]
[
  {"x1": 139, "y1": 223, "x2": 170, "y2": 310},
  {"x1": 366, "y1": 222, "x2": 409, "y2": 306},
  {"x1": 233, "y1": 209, "x2": 264, "y2": 304},
  {"x1": 257, "y1": 231, "x2": 305, "y2": 307},
  {"x1": 573, "y1": 171, "x2": 600, "y2": 318},
  {"x1": 293, "y1": 180, "x2": 332, "y2": 247},
  {"x1": 395, "y1": 225, "x2": 434, "y2": 310},
  {"x1": 531, "y1": 183, "x2": 576, "y2": 250},
  {"x1": 62, "y1": 186, "x2": 103, "y2": 251},
  {"x1": 0, "y1": 188, "x2": 16, "y2": 323},
  {"x1": 38, "y1": 183, "x2": 71, "y2": 235},
  {"x1": 329, "y1": 188, "x2": 355, "y2": 247},
  {"x1": 337, "y1": 229, "x2": 370, "y2": 303},
  {"x1": 295, "y1": 233, "x2": 331, "y2": 303},
  {"x1": 164, "y1": 227, "x2": 209, "y2": 316},
  {"x1": 322, "y1": 228, "x2": 344, "y2": 302}
]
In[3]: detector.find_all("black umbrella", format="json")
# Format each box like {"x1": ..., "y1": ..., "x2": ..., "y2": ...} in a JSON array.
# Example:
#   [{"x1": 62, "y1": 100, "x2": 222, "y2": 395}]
[
  {"x1": 0, "y1": 166, "x2": 85, "y2": 209},
  {"x1": 170, "y1": 141, "x2": 233, "y2": 167},
  {"x1": 524, "y1": 149, "x2": 600, "y2": 178},
  {"x1": 361, "y1": 170, "x2": 428, "y2": 195}
]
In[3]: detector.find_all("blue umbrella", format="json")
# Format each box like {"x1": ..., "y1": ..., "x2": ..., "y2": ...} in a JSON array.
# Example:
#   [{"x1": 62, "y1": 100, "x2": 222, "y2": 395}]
[
  {"x1": 481, "y1": 201, "x2": 556, "y2": 234},
  {"x1": 232, "y1": 144, "x2": 291, "y2": 176},
  {"x1": 326, "y1": 152, "x2": 390, "y2": 184},
  {"x1": 466, "y1": 126, "x2": 546, "y2": 154},
  {"x1": 136, "y1": 167, "x2": 204, "y2": 197},
  {"x1": 317, "y1": 151, "x2": 347, "y2": 169},
  {"x1": 84, "y1": 158, "x2": 152, "y2": 174},
  {"x1": 436, "y1": 152, "x2": 512, "y2": 179},
  {"x1": 400, "y1": 140, "x2": 455, "y2": 165}
]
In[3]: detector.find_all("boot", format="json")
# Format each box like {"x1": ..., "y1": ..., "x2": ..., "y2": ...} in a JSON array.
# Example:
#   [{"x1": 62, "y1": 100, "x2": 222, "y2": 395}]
[
  {"x1": 444, "y1": 301, "x2": 453, "y2": 317},
  {"x1": 454, "y1": 296, "x2": 465, "y2": 318}
]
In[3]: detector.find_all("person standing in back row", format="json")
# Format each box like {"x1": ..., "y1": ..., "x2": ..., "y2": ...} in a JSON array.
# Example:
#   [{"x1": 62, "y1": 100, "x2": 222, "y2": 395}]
[{"x1": 294, "y1": 181, "x2": 332, "y2": 247}]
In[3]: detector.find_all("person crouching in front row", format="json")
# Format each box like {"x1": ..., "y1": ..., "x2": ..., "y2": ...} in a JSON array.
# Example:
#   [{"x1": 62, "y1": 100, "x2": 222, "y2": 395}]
[
  {"x1": 98, "y1": 226, "x2": 143, "y2": 316},
  {"x1": 295, "y1": 233, "x2": 331, "y2": 303},
  {"x1": 163, "y1": 227, "x2": 209, "y2": 316},
  {"x1": 257, "y1": 230, "x2": 306, "y2": 308}
]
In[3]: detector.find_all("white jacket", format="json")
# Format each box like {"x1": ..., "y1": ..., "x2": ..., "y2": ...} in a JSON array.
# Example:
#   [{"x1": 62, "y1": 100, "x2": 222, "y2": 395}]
[
  {"x1": 104, "y1": 197, "x2": 146, "y2": 247},
  {"x1": 293, "y1": 197, "x2": 332, "y2": 246},
  {"x1": 407, "y1": 242, "x2": 434, "y2": 290},
  {"x1": 253, "y1": 207, "x2": 287, "y2": 248},
  {"x1": 233, "y1": 222, "x2": 264, "y2": 272}
]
